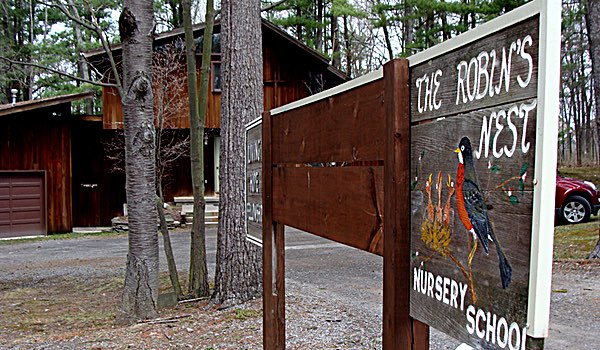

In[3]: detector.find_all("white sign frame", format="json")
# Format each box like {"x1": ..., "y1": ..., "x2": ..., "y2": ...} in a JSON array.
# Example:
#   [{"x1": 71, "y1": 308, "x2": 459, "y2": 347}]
[{"x1": 245, "y1": 116, "x2": 263, "y2": 247}]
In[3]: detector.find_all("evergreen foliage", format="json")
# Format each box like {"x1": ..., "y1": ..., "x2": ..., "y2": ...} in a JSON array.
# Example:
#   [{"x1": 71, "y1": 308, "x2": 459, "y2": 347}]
[{"x1": 0, "y1": 0, "x2": 119, "y2": 111}]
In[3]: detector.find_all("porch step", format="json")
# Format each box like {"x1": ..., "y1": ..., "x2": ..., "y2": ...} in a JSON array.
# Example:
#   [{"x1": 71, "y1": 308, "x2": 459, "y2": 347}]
[
  {"x1": 179, "y1": 199, "x2": 220, "y2": 225},
  {"x1": 174, "y1": 196, "x2": 219, "y2": 205}
]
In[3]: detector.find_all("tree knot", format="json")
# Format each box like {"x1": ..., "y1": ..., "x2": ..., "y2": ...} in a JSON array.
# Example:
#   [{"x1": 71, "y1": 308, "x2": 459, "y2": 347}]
[
  {"x1": 119, "y1": 7, "x2": 138, "y2": 41},
  {"x1": 129, "y1": 71, "x2": 151, "y2": 101}
]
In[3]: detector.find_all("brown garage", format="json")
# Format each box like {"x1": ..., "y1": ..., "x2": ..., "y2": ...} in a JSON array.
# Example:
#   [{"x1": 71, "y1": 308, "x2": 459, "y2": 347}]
[{"x1": 0, "y1": 172, "x2": 46, "y2": 238}]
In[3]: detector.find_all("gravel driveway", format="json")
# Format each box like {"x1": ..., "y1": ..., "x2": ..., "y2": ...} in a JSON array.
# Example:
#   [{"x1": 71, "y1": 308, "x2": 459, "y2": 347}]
[{"x1": 0, "y1": 227, "x2": 598, "y2": 349}]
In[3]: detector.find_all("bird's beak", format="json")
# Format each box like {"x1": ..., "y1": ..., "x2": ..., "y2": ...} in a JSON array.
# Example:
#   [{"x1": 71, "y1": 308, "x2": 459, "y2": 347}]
[{"x1": 454, "y1": 147, "x2": 460, "y2": 154}]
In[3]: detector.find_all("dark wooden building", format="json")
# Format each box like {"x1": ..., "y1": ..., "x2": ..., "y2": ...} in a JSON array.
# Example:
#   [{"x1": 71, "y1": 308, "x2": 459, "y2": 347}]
[
  {"x1": 80, "y1": 19, "x2": 348, "y2": 225},
  {"x1": 0, "y1": 92, "x2": 108, "y2": 237}
]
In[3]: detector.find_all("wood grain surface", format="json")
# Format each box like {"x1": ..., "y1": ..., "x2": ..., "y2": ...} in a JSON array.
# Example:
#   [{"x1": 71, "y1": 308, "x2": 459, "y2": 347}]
[
  {"x1": 272, "y1": 166, "x2": 384, "y2": 255},
  {"x1": 271, "y1": 79, "x2": 385, "y2": 164}
]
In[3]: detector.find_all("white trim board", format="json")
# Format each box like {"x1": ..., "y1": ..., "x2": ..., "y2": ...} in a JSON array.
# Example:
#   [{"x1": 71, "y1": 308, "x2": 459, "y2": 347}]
[{"x1": 246, "y1": 115, "x2": 262, "y2": 130}]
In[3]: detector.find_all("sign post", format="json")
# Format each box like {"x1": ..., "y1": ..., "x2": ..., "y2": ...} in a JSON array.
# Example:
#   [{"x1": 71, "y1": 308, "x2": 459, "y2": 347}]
[{"x1": 257, "y1": 2, "x2": 559, "y2": 349}]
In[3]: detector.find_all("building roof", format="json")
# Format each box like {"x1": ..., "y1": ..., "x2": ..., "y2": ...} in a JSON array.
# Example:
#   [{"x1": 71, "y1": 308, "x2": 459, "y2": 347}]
[
  {"x1": 0, "y1": 91, "x2": 95, "y2": 117},
  {"x1": 83, "y1": 19, "x2": 348, "y2": 81}
]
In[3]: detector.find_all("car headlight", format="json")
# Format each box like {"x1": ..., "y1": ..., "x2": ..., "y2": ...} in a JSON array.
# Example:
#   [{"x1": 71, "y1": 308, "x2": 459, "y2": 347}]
[{"x1": 584, "y1": 180, "x2": 598, "y2": 191}]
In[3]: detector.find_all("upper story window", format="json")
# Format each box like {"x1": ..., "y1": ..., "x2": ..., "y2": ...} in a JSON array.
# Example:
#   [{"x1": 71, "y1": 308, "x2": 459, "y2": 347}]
[
  {"x1": 212, "y1": 62, "x2": 221, "y2": 92},
  {"x1": 194, "y1": 33, "x2": 221, "y2": 55}
]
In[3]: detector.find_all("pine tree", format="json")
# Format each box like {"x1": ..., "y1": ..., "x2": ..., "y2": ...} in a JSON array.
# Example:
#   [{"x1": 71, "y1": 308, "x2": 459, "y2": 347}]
[{"x1": 212, "y1": 0, "x2": 263, "y2": 307}]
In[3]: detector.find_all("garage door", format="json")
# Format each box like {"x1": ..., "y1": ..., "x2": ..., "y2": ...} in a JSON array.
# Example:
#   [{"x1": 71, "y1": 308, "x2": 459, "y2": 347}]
[{"x1": 0, "y1": 173, "x2": 46, "y2": 238}]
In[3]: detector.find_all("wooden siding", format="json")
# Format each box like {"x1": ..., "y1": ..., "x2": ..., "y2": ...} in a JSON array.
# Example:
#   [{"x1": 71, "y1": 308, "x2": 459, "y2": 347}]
[
  {"x1": 102, "y1": 87, "x2": 123, "y2": 129},
  {"x1": 71, "y1": 122, "x2": 126, "y2": 227},
  {"x1": 262, "y1": 28, "x2": 344, "y2": 111},
  {"x1": 0, "y1": 104, "x2": 72, "y2": 233},
  {"x1": 102, "y1": 63, "x2": 222, "y2": 130},
  {"x1": 101, "y1": 32, "x2": 346, "y2": 130}
]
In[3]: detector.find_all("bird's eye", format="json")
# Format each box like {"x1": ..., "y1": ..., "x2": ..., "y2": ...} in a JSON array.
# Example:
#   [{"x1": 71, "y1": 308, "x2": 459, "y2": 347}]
[{"x1": 460, "y1": 145, "x2": 465, "y2": 151}]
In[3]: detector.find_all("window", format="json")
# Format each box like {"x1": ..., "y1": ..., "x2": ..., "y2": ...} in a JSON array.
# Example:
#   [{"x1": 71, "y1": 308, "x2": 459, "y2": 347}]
[{"x1": 212, "y1": 62, "x2": 221, "y2": 92}]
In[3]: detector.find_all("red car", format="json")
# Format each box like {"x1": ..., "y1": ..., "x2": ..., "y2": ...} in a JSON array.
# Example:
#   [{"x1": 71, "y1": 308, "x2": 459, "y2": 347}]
[{"x1": 555, "y1": 176, "x2": 600, "y2": 224}]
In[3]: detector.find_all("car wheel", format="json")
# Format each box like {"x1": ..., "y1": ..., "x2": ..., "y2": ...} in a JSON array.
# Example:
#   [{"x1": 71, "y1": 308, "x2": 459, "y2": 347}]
[{"x1": 561, "y1": 195, "x2": 591, "y2": 224}]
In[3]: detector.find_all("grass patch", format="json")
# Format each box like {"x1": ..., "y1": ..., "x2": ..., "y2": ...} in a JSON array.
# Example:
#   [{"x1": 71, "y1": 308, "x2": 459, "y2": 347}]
[
  {"x1": 233, "y1": 308, "x2": 261, "y2": 320},
  {"x1": 0, "y1": 276, "x2": 121, "y2": 337},
  {"x1": 554, "y1": 218, "x2": 600, "y2": 260},
  {"x1": 558, "y1": 166, "x2": 600, "y2": 184},
  {"x1": 91, "y1": 277, "x2": 123, "y2": 294},
  {"x1": 0, "y1": 230, "x2": 125, "y2": 246}
]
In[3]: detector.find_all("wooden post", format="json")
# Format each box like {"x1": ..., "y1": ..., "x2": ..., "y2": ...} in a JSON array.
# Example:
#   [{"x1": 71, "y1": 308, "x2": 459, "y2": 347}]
[
  {"x1": 412, "y1": 319, "x2": 430, "y2": 349},
  {"x1": 275, "y1": 222, "x2": 286, "y2": 348},
  {"x1": 262, "y1": 110, "x2": 285, "y2": 350},
  {"x1": 382, "y1": 59, "x2": 429, "y2": 349}
]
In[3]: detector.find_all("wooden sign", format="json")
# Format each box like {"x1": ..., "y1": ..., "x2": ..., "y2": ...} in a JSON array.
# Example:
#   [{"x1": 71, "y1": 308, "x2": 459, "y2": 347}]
[
  {"x1": 408, "y1": 1, "x2": 560, "y2": 348},
  {"x1": 246, "y1": 117, "x2": 263, "y2": 246}
]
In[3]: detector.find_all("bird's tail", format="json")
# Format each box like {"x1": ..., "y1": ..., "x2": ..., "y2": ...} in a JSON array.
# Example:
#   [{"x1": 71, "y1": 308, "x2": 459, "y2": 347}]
[{"x1": 496, "y1": 243, "x2": 512, "y2": 289}]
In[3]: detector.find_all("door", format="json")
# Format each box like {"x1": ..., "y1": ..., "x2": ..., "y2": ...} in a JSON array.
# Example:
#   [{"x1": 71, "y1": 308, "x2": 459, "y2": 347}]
[
  {"x1": 214, "y1": 135, "x2": 220, "y2": 194},
  {"x1": 0, "y1": 172, "x2": 46, "y2": 238}
]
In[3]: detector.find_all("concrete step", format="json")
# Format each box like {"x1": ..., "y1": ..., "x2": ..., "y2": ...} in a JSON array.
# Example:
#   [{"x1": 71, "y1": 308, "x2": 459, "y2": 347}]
[
  {"x1": 182, "y1": 211, "x2": 219, "y2": 225},
  {"x1": 174, "y1": 197, "x2": 220, "y2": 226},
  {"x1": 174, "y1": 196, "x2": 219, "y2": 205}
]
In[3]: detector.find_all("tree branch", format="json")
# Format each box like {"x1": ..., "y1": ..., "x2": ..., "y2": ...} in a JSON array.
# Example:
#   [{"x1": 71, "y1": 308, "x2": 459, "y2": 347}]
[
  {"x1": 88, "y1": 5, "x2": 123, "y2": 91},
  {"x1": 0, "y1": 56, "x2": 120, "y2": 89},
  {"x1": 39, "y1": 0, "x2": 123, "y2": 94},
  {"x1": 261, "y1": 0, "x2": 288, "y2": 12},
  {"x1": 39, "y1": 0, "x2": 97, "y2": 31}
]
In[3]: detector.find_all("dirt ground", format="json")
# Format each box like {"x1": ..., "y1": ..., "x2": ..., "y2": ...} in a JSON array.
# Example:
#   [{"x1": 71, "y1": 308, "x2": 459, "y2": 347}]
[
  {"x1": 0, "y1": 233, "x2": 598, "y2": 349},
  {"x1": 0, "y1": 274, "x2": 383, "y2": 349}
]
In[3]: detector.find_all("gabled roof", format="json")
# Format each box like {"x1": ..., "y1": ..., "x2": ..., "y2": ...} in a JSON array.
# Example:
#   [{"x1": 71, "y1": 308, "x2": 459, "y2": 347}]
[
  {"x1": 83, "y1": 19, "x2": 348, "y2": 81},
  {"x1": 260, "y1": 20, "x2": 347, "y2": 79},
  {"x1": 0, "y1": 91, "x2": 94, "y2": 117}
]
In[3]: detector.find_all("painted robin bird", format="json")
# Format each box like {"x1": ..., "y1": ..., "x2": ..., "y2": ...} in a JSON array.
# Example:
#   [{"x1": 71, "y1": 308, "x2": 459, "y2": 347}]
[{"x1": 455, "y1": 137, "x2": 512, "y2": 289}]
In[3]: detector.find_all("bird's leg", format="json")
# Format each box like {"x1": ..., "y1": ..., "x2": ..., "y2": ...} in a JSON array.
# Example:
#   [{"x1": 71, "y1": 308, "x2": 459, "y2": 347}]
[
  {"x1": 467, "y1": 231, "x2": 477, "y2": 301},
  {"x1": 436, "y1": 171, "x2": 443, "y2": 221},
  {"x1": 468, "y1": 231, "x2": 477, "y2": 266},
  {"x1": 425, "y1": 174, "x2": 434, "y2": 221}
]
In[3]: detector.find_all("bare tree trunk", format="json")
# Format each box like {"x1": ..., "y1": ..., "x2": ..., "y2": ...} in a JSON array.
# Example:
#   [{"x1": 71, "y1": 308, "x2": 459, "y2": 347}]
[
  {"x1": 117, "y1": 2, "x2": 159, "y2": 324},
  {"x1": 27, "y1": 0, "x2": 34, "y2": 100},
  {"x1": 156, "y1": 194, "x2": 182, "y2": 298},
  {"x1": 374, "y1": 2, "x2": 394, "y2": 60},
  {"x1": 402, "y1": 1, "x2": 413, "y2": 56},
  {"x1": 167, "y1": 0, "x2": 183, "y2": 28},
  {"x1": 316, "y1": 0, "x2": 323, "y2": 52},
  {"x1": 586, "y1": 0, "x2": 600, "y2": 258},
  {"x1": 68, "y1": 0, "x2": 93, "y2": 114},
  {"x1": 590, "y1": 237, "x2": 600, "y2": 259},
  {"x1": 331, "y1": 15, "x2": 340, "y2": 69},
  {"x1": 343, "y1": 15, "x2": 352, "y2": 77},
  {"x1": 296, "y1": 6, "x2": 303, "y2": 41},
  {"x1": 440, "y1": 0, "x2": 450, "y2": 41},
  {"x1": 183, "y1": 0, "x2": 210, "y2": 298},
  {"x1": 212, "y1": 0, "x2": 262, "y2": 307}
]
